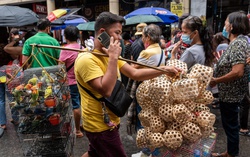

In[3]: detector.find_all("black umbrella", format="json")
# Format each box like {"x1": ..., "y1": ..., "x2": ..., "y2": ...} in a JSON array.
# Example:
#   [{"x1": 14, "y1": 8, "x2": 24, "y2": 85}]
[{"x1": 0, "y1": 5, "x2": 39, "y2": 27}]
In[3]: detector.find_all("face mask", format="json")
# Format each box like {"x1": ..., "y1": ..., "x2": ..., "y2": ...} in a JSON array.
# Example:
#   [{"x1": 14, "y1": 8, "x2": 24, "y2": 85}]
[
  {"x1": 144, "y1": 42, "x2": 149, "y2": 49},
  {"x1": 181, "y1": 34, "x2": 193, "y2": 45},
  {"x1": 222, "y1": 27, "x2": 229, "y2": 39}
]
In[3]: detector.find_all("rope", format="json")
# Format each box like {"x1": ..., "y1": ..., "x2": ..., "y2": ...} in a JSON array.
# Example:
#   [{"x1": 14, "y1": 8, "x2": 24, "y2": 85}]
[{"x1": 6, "y1": 45, "x2": 61, "y2": 84}]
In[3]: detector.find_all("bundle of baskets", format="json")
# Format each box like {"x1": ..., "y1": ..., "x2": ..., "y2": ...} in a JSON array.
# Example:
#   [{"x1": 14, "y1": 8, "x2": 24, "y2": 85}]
[{"x1": 136, "y1": 60, "x2": 215, "y2": 151}]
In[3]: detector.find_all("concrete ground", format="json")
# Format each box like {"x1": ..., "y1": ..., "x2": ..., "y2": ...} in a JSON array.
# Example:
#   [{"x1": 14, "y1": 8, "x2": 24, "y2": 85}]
[{"x1": 1, "y1": 104, "x2": 250, "y2": 157}]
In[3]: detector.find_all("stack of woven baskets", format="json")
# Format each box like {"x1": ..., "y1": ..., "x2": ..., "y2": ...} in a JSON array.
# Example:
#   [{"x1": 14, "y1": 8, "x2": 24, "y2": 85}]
[{"x1": 136, "y1": 60, "x2": 216, "y2": 151}]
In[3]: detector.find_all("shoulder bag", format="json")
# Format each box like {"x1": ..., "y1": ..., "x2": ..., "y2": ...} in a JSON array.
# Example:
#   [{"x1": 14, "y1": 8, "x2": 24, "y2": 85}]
[{"x1": 77, "y1": 80, "x2": 132, "y2": 117}]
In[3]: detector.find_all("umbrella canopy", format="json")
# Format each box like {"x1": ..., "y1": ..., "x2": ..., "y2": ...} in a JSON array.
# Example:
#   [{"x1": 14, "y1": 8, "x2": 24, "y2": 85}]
[
  {"x1": 52, "y1": 14, "x2": 88, "y2": 25},
  {"x1": 125, "y1": 15, "x2": 164, "y2": 26},
  {"x1": 0, "y1": 5, "x2": 39, "y2": 27},
  {"x1": 64, "y1": 18, "x2": 87, "y2": 26},
  {"x1": 47, "y1": 9, "x2": 69, "y2": 21},
  {"x1": 77, "y1": 21, "x2": 95, "y2": 31},
  {"x1": 124, "y1": 7, "x2": 178, "y2": 24}
]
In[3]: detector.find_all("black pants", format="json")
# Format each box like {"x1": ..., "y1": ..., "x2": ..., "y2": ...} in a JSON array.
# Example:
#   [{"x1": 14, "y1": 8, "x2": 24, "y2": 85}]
[
  {"x1": 239, "y1": 95, "x2": 250, "y2": 130},
  {"x1": 220, "y1": 101, "x2": 239, "y2": 156}
]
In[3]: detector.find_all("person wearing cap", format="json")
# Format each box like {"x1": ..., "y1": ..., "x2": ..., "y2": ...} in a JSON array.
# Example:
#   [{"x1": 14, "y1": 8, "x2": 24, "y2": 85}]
[
  {"x1": 131, "y1": 23, "x2": 147, "y2": 61},
  {"x1": 22, "y1": 18, "x2": 60, "y2": 68}
]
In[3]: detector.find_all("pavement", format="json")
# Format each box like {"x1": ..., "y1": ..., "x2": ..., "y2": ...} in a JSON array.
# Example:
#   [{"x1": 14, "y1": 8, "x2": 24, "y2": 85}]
[{"x1": 1, "y1": 104, "x2": 250, "y2": 157}]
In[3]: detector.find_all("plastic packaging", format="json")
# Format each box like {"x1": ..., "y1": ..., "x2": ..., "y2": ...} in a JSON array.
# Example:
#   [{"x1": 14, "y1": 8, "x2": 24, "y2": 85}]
[{"x1": 193, "y1": 149, "x2": 200, "y2": 157}]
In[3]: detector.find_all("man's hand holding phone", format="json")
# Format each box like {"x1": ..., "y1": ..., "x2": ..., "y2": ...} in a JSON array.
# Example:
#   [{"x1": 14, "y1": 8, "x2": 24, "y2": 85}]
[{"x1": 99, "y1": 32, "x2": 121, "y2": 60}]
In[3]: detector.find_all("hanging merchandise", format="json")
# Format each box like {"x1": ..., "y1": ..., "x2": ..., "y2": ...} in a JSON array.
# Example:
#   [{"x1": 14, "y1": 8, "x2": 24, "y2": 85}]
[
  {"x1": 5, "y1": 46, "x2": 74, "y2": 157},
  {"x1": 136, "y1": 60, "x2": 217, "y2": 156}
]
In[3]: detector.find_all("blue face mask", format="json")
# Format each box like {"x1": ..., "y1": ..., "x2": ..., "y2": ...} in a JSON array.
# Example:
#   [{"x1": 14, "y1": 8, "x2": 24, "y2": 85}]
[
  {"x1": 222, "y1": 27, "x2": 229, "y2": 39},
  {"x1": 181, "y1": 34, "x2": 193, "y2": 45}
]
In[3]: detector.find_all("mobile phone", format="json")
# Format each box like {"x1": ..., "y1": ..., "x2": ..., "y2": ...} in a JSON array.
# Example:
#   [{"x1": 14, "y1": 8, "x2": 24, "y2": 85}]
[{"x1": 98, "y1": 31, "x2": 110, "y2": 48}]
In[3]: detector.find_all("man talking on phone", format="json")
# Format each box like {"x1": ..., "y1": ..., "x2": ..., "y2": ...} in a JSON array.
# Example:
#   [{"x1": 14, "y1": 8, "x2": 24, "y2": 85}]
[{"x1": 75, "y1": 12, "x2": 182, "y2": 157}]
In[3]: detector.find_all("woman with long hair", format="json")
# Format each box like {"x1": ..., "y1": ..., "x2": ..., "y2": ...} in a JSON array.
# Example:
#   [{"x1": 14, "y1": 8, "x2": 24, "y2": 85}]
[{"x1": 171, "y1": 15, "x2": 214, "y2": 68}]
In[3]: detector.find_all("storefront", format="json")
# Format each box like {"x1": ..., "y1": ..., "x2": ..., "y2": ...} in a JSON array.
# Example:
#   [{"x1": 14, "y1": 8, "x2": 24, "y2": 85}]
[{"x1": 208, "y1": 0, "x2": 249, "y2": 33}]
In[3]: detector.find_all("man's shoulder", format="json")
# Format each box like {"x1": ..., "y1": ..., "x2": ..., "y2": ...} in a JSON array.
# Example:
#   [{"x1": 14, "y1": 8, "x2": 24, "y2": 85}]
[{"x1": 76, "y1": 52, "x2": 94, "y2": 63}]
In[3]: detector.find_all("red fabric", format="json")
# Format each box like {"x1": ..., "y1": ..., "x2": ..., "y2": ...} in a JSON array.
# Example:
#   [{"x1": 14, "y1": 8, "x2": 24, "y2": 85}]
[
  {"x1": 214, "y1": 50, "x2": 224, "y2": 61},
  {"x1": 166, "y1": 41, "x2": 171, "y2": 48}
]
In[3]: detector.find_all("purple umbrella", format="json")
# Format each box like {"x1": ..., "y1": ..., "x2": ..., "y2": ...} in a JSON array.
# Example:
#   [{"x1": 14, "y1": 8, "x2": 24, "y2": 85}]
[
  {"x1": 52, "y1": 14, "x2": 88, "y2": 25},
  {"x1": 124, "y1": 7, "x2": 178, "y2": 24},
  {"x1": 64, "y1": 18, "x2": 87, "y2": 26}
]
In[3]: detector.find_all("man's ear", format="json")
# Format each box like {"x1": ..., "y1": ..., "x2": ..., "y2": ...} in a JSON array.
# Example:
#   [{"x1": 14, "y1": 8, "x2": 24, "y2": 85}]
[
  {"x1": 99, "y1": 28, "x2": 105, "y2": 33},
  {"x1": 46, "y1": 26, "x2": 51, "y2": 33}
]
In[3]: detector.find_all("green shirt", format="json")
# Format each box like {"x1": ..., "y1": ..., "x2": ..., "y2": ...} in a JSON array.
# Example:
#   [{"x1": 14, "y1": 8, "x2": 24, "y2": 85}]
[{"x1": 22, "y1": 32, "x2": 60, "y2": 68}]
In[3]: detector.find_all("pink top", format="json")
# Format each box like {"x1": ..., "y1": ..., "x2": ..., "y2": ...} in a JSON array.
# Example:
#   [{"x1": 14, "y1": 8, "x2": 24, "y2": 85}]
[{"x1": 59, "y1": 43, "x2": 82, "y2": 85}]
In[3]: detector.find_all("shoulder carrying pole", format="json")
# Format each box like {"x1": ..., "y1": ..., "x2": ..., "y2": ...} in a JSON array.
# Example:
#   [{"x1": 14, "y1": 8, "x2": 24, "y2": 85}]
[{"x1": 30, "y1": 44, "x2": 170, "y2": 73}]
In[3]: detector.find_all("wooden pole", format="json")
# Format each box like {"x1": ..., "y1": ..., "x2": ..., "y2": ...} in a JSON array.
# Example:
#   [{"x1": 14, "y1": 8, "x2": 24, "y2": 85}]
[{"x1": 30, "y1": 44, "x2": 170, "y2": 73}]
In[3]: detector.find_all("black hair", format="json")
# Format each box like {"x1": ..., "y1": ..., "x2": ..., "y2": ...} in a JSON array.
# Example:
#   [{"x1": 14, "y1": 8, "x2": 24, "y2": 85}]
[
  {"x1": 171, "y1": 29, "x2": 181, "y2": 37},
  {"x1": 212, "y1": 32, "x2": 229, "y2": 51},
  {"x1": 228, "y1": 11, "x2": 249, "y2": 35},
  {"x1": 122, "y1": 32, "x2": 131, "y2": 40},
  {"x1": 25, "y1": 29, "x2": 37, "y2": 41},
  {"x1": 178, "y1": 13, "x2": 190, "y2": 30},
  {"x1": 37, "y1": 18, "x2": 51, "y2": 31},
  {"x1": 64, "y1": 26, "x2": 79, "y2": 42},
  {"x1": 183, "y1": 16, "x2": 214, "y2": 66},
  {"x1": 143, "y1": 24, "x2": 162, "y2": 43},
  {"x1": 10, "y1": 28, "x2": 19, "y2": 35},
  {"x1": 95, "y1": 12, "x2": 125, "y2": 33}
]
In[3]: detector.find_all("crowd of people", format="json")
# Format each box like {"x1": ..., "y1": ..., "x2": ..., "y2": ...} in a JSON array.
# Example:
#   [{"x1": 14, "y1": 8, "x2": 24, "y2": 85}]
[{"x1": 0, "y1": 9, "x2": 249, "y2": 157}]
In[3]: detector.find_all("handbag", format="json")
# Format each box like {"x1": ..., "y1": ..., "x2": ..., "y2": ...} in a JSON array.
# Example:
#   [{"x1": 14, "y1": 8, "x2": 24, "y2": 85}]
[{"x1": 77, "y1": 80, "x2": 133, "y2": 117}]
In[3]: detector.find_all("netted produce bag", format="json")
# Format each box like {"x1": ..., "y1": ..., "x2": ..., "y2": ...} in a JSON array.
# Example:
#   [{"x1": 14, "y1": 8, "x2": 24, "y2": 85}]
[
  {"x1": 163, "y1": 130, "x2": 183, "y2": 150},
  {"x1": 188, "y1": 64, "x2": 213, "y2": 93},
  {"x1": 149, "y1": 116, "x2": 166, "y2": 133},
  {"x1": 180, "y1": 122, "x2": 202, "y2": 143},
  {"x1": 172, "y1": 78, "x2": 199, "y2": 101},
  {"x1": 150, "y1": 75, "x2": 172, "y2": 108}
]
